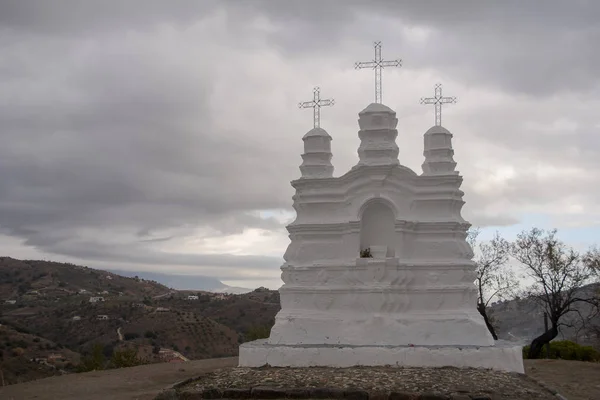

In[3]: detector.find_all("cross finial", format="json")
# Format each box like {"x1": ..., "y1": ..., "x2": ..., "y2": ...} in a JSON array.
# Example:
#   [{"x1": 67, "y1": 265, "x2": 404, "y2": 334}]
[
  {"x1": 298, "y1": 87, "x2": 334, "y2": 129},
  {"x1": 355, "y1": 41, "x2": 402, "y2": 104},
  {"x1": 420, "y1": 83, "x2": 457, "y2": 126}
]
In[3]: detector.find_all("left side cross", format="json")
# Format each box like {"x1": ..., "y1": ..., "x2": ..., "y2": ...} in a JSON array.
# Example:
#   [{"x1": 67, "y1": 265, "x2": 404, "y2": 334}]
[{"x1": 298, "y1": 87, "x2": 334, "y2": 129}]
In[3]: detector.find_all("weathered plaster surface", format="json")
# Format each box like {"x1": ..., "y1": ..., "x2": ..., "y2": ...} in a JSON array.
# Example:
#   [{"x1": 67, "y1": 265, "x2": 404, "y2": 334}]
[
  {"x1": 239, "y1": 102, "x2": 523, "y2": 371},
  {"x1": 240, "y1": 340, "x2": 525, "y2": 373}
]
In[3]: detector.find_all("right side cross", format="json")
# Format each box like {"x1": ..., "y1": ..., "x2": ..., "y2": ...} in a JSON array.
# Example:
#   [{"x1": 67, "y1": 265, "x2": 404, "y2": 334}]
[
  {"x1": 355, "y1": 41, "x2": 402, "y2": 104},
  {"x1": 420, "y1": 83, "x2": 457, "y2": 126},
  {"x1": 298, "y1": 87, "x2": 335, "y2": 129}
]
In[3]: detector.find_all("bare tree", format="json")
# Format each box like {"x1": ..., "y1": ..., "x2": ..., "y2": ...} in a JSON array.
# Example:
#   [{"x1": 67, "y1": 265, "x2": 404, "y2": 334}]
[
  {"x1": 582, "y1": 247, "x2": 600, "y2": 345},
  {"x1": 467, "y1": 228, "x2": 515, "y2": 340},
  {"x1": 583, "y1": 247, "x2": 600, "y2": 278},
  {"x1": 511, "y1": 228, "x2": 598, "y2": 359}
]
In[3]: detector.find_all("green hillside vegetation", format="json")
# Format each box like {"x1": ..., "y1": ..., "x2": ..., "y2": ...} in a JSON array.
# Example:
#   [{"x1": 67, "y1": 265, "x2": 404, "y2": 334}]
[{"x1": 0, "y1": 257, "x2": 280, "y2": 386}]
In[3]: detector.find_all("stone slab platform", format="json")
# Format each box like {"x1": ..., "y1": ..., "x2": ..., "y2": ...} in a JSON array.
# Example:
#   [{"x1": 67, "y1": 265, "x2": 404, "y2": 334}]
[{"x1": 239, "y1": 339, "x2": 524, "y2": 373}]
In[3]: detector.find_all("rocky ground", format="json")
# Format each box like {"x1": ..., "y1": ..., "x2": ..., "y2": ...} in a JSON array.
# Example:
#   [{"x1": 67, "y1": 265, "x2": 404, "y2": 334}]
[
  {"x1": 1, "y1": 358, "x2": 598, "y2": 400},
  {"x1": 172, "y1": 365, "x2": 555, "y2": 399}
]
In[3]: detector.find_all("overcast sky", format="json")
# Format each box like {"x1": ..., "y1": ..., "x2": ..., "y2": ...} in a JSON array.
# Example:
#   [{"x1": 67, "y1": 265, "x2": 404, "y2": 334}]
[{"x1": 1, "y1": 1, "x2": 599, "y2": 289}]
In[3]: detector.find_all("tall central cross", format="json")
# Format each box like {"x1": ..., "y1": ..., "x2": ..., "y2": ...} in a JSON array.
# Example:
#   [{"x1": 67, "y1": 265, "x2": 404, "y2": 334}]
[
  {"x1": 355, "y1": 41, "x2": 402, "y2": 104},
  {"x1": 420, "y1": 83, "x2": 457, "y2": 126},
  {"x1": 298, "y1": 87, "x2": 335, "y2": 129}
]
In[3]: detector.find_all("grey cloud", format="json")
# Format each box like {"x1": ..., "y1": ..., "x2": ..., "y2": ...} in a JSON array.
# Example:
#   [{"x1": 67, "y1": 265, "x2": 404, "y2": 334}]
[
  {"x1": 3, "y1": 1, "x2": 599, "y2": 96},
  {"x1": 235, "y1": 1, "x2": 600, "y2": 96},
  {"x1": 465, "y1": 212, "x2": 520, "y2": 228},
  {"x1": 0, "y1": 0, "x2": 219, "y2": 35},
  {"x1": 1, "y1": 0, "x2": 599, "y2": 271},
  {"x1": 38, "y1": 239, "x2": 282, "y2": 270},
  {"x1": 0, "y1": 17, "x2": 295, "y2": 264}
]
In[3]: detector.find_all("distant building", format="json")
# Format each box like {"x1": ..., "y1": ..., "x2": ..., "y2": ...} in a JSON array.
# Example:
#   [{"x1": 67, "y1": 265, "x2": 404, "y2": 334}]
[
  {"x1": 79, "y1": 289, "x2": 88, "y2": 294},
  {"x1": 212, "y1": 293, "x2": 228, "y2": 300},
  {"x1": 72, "y1": 316, "x2": 82, "y2": 321},
  {"x1": 48, "y1": 353, "x2": 65, "y2": 362},
  {"x1": 105, "y1": 275, "x2": 113, "y2": 280},
  {"x1": 89, "y1": 296, "x2": 105, "y2": 303},
  {"x1": 159, "y1": 349, "x2": 184, "y2": 362},
  {"x1": 99, "y1": 290, "x2": 109, "y2": 295},
  {"x1": 155, "y1": 307, "x2": 170, "y2": 312},
  {"x1": 187, "y1": 295, "x2": 199, "y2": 300},
  {"x1": 97, "y1": 315, "x2": 109, "y2": 320},
  {"x1": 4, "y1": 299, "x2": 16, "y2": 305}
]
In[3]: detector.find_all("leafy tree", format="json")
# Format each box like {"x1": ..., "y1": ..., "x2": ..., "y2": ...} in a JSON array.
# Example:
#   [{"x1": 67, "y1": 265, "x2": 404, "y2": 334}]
[
  {"x1": 77, "y1": 343, "x2": 106, "y2": 372},
  {"x1": 467, "y1": 229, "x2": 516, "y2": 340},
  {"x1": 512, "y1": 228, "x2": 599, "y2": 359}
]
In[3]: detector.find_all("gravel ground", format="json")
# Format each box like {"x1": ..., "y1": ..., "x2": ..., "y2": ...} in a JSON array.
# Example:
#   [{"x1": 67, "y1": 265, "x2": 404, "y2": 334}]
[
  {"x1": 525, "y1": 359, "x2": 600, "y2": 400},
  {"x1": 176, "y1": 365, "x2": 556, "y2": 399}
]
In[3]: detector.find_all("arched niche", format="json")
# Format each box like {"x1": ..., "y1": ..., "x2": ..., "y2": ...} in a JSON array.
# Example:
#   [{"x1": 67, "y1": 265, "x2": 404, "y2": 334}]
[{"x1": 359, "y1": 199, "x2": 396, "y2": 258}]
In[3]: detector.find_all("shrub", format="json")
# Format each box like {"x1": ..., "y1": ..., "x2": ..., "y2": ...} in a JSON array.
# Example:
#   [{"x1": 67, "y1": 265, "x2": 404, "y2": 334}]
[
  {"x1": 522, "y1": 340, "x2": 600, "y2": 362},
  {"x1": 123, "y1": 332, "x2": 140, "y2": 341},
  {"x1": 110, "y1": 348, "x2": 142, "y2": 368},
  {"x1": 144, "y1": 330, "x2": 158, "y2": 339},
  {"x1": 12, "y1": 347, "x2": 25, "y2": 357},
  {"x1": 245, "y1": 325, "x2": 271, "y2": 342}
]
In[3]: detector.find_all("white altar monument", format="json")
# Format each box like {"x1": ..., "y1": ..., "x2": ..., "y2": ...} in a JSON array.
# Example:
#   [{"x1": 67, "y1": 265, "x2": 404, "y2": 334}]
[{"x1": 239, "y1": 43, "x2": 523, "y2": 373}]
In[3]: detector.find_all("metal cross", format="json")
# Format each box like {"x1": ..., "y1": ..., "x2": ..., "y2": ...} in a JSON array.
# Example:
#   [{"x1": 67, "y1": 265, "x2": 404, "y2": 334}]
[
  {"x1": 420, "y1": 83, "x2": 457, "y2": 126},
  {"x1": 298, "y1": 87, "x2": 335, "y2": 128},
  {"x1": 355, "y1": 41, "x2": 402, "y2": 104}
]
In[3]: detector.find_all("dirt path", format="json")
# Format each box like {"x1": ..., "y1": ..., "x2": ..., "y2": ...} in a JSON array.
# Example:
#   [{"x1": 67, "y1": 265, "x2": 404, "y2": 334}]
[
  {"x1": 0, "y1": 357, "x2": 237, "y2": 400},
  {"x1": 525, "y1": 359, "x2": 600, "y2": 400}
]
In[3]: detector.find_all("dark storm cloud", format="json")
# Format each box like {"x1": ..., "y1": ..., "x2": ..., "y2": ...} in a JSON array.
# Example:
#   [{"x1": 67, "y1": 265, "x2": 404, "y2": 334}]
[
  {"x1": 0, "y1": 0, "x2": 219, "y2": 35},
  {"x1": 235, "y1": 0, "x2": 600, "y2": 96},
  {"x1": 0, "y1": 7, "x2": 294, "y2": 265},
  {"x1": 0, "y1": 0, "x2": 599, "y2": 270}
]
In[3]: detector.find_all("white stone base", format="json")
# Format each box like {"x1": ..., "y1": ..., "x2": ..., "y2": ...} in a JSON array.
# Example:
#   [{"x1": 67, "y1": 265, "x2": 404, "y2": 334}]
[{"x1": 239, "y1": 340, "x2": 524, "y2": 373}]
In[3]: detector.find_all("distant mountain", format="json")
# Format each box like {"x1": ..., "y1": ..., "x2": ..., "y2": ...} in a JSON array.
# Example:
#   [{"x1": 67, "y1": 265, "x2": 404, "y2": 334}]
[
  {"x1": 115, "y1": 270, "x2": 253, "y2": 294},
  {"x1": 0, "y1": 257, "x2": 170, "y2": 299}
]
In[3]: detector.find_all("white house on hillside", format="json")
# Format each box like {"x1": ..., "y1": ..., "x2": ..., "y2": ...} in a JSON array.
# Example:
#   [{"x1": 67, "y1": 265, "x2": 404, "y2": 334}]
[
  {"x1": 89, "y1": 296, "x2": 105, "y2": 303},
  {"x1": 187, "y1": 295, "x2": 199, "y2": 300}
]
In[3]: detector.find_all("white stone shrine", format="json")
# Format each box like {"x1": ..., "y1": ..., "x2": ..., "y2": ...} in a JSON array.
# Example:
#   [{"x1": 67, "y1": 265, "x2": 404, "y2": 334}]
[{"x1": 239, "y1": 46, "x2": 523, "y2": 372}]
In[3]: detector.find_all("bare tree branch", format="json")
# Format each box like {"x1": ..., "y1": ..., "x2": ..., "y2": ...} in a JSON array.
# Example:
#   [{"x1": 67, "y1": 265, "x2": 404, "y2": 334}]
[
  {"x1": 511, "y1": 228, "x2": 599, "y2": 358},
  {"x1": 468, "y1": 228, "x2": 515, "y2": 340}
]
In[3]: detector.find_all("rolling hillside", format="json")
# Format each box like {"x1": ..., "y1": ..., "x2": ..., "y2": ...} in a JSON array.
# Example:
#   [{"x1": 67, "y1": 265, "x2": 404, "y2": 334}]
[{"x1": 0, "y1": 257, "x2": 280, "y2": 385}]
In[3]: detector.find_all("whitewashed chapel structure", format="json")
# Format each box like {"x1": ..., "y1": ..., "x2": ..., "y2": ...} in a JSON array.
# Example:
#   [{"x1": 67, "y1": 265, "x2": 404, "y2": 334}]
[{"x1": 239, "y1": 43, "x2": 523, "y2": 372}]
